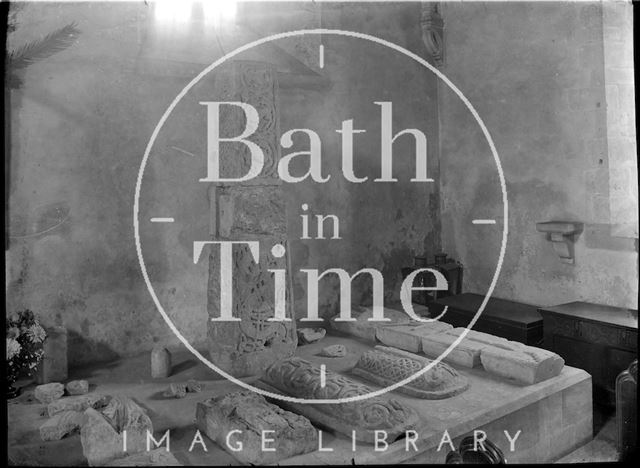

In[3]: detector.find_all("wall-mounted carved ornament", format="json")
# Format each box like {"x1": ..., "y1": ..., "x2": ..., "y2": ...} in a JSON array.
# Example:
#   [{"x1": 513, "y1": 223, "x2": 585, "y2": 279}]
[{"x1": 421, "y1": 3, "x2": 445, "y2": 67}]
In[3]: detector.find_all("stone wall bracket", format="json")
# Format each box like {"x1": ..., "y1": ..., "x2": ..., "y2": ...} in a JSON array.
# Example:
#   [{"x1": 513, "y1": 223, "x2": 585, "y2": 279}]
[{"x1": 536, "y1": 221, "x2": 584, "y2": 264}]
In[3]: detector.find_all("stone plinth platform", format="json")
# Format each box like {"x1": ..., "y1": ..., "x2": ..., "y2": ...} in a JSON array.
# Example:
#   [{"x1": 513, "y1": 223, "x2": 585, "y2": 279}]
[
  {"x1": 7, "y1": 335, "x2": 591, "y2": 465},
  {"x1": 280, "y1": 335, "x2": 592, "y2": 464}
]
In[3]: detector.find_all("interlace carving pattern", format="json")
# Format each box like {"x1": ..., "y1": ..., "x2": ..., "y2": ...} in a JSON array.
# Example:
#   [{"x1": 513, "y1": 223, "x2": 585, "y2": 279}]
[
  {"x1": 262, "y1": 357, "x2": 419, "y2": 430},
  {"x1": 353, "y1": 347, "x2": 469, "y2": 399}
]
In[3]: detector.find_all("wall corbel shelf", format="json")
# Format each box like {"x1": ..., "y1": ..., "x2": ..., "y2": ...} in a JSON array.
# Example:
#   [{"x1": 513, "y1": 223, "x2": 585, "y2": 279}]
[{"x1": 536, "y1": 221, "x2": 584, "y2": 264}]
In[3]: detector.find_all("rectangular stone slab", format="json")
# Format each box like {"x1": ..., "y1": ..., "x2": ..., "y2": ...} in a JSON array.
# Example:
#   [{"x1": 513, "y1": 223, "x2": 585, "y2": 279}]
[
  {"x1": 421, "y1": 333, "x2": 486, "y2": 367},
  {"x1": 376, "y1": 322, "x2": 453, "y2": 352},
  {"x1": 195, "y1": 391, "x2": 317, "y2": 465},
  {"x1": 480, "y1": 344, "x2": 565, "y2": 384},
  {"x1": 331, "y1": 306, "x2": 414, "y2": 342},
  {"x1": 445, "y1": 327, "x2": 512, "y2": 348}
]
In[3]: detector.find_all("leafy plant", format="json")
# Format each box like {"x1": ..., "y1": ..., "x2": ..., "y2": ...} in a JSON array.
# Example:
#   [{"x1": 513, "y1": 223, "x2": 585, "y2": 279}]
[
  {"x1": 6, "y1": 309, "x2": 46, "y2": 384},
  {"x1": 7, "y1": 22, "x2": 81, "y2": 88}
]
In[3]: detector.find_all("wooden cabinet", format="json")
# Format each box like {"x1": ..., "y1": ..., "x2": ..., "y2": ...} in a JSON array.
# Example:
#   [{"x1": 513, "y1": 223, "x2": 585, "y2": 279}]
[
  {"x1": 429, "y1": 293, "x2": 543, "y2": 345},
  {"x1": 538, "y1": 302, "x2": 638, "y2": 406}
]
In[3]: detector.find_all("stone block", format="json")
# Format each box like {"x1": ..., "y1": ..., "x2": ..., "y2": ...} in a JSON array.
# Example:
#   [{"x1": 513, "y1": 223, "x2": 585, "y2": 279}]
[
  {"x1": 66, "y1": 380, "x2": 89, "y2": 395},
  {"x1": 163, "y1": 383, "x2": 187, "y2": 399},
  {"x1": 81, "y1": 396, "x2": 153, "y2": 466},
  {"x1": 35, "y1": 382, "x2": 65, "y2": 404},
  {"x1": 376, "y1": 322, "x2": 453, "y2": 353},
  {"x1": 196, "y1": 391, "x2": 317, "y2": 464},
  {"x1": 104, "y1": 448, "x2": 182, "y2": 466},
  {"x1": 480, "y1": 345, "x2": 565, "y2": 385},
  {"x1": 36, "y1": 326, "x2": 68, "y2": 384},
  {"x1": 48, "y1": 393, "x2": 111, "y2": 418},
  {"x1": 318, "y1": 344, "x2": 347, "y2": 357},
  {"x1": 421, "y1": 333, "x2": 485, "y2": 368},
  {"x1": 150, "y1": 347, "x2": 171, "y2": 379},
  {"x1": 297, "y1": 327, "x2": 326, "y2": 344},
  {"x1": 331, "y1": 306, "x2": 413, "y2": 342},
  {"x1": 39, "y1": 410, "x2": 84, "y2": 441},
  {"x1": 186, "y1": 379, "x2": 202, "y2": 393}
]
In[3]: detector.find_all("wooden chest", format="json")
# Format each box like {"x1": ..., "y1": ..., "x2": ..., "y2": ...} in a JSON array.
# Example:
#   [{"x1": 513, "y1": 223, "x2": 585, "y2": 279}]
[
  {"x1": 429, "y1": 293, "x2": 543, "y2": 346},
  {"x1": 538, "y1": 302, "x2": 637, "y2": 406}
]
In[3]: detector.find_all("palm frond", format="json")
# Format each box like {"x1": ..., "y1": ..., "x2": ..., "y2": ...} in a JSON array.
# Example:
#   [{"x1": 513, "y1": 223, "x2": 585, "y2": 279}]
[{"x1": 8, "y1": 22, "x2": 81, "y2": 70}]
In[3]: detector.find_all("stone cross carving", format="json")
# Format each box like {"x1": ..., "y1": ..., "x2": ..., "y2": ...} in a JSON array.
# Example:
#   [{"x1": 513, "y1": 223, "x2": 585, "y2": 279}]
[{"x1": 207, "y1": 61, "x2": 297, "y2": 377}]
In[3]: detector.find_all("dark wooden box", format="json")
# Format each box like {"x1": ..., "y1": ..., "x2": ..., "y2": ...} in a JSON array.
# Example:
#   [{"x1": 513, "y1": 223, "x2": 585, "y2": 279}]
[
  {"x1": 429, "y1": 293, "x2": 543, "y2": 345},
  {"x1": 538, "y1": 301, "x2": 638, "y2": 406}
]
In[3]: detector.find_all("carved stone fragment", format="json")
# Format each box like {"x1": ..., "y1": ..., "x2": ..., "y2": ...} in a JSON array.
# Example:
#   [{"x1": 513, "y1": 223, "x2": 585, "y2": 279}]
[
  {"x1": 480, "y1": 344, "x2": 565, "y2": 385},
  {"x1": 80, "y1": 396, "x2": 153, "y2": 466},
  {"x1": 297, "y1": 327, "x2": 326, "y2": 344},
  {"x1": 207, "y1": 243, "x2": 297, "y2": 376},
  {"x1": 66, "y1": 380, "x2": 89, "y2": 395},
  {"x1": 48, "y1": 393, "x2": 110, "y2": 418},
  {"x1": 376, "y1": 321, "x2": 454, "y2": 353},
  {"x1": 217, "y1": 186, "x2": 287, "y2": 238},
  {"x1": 330, "y1": 306, "x2": 414, "y2": 342},
  {"x1": 195, "y1": 391, "x2": 317, "y2": 464},
  {"x1": 150, "y1": 346, "x2": 171, "y2": 378},
  {"x1": 207, "y1": 62, "x2": 296, "y2": 377},
  {"x1": 260, "y1": 357, "x2": 419, "y2": 443},
  {"x1": 318, "y1": 344, "x2": 347, "y2": 357},
  {"x1": 421, "y1": 333, "x2": 485, "y2": 368},
  {"x1": 39, "y1": 410, "x2": 83, "y2": 441},
  {"x1": 353, "y1": 346, "x2": 469, "y2": 399},
  {"x1": 35, "y1": 382, "x2": 64, "y2": 404}
]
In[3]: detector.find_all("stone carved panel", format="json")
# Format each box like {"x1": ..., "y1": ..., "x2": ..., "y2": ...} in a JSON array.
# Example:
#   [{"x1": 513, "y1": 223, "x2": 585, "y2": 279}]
[
  {"x1": 196, "y1": 391, "x2": 317, "y2": 464},
  {"x1": 208, "y1": 239, "x2": 296, "y2": 377},
  {"x1": 260, "y1": 357, "x2": 419, "y2": 443},
  {"x1": 214, "y1": 61, "x2": 280, "y2": 184},
  {"x1": 217, "y1": 185, "x2": 287, "y2": 238},
  {"x1": 207, "y1": 61, "x2": 295, "y2": 377},
  {"x1": 353, "y1": 346, "x2": 469, "y2": 399}
]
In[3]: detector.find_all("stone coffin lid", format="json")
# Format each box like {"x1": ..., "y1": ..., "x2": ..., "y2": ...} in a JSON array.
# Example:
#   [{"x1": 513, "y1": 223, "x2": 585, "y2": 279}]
[
  {"x1": 259, "y1": 357, "x2": 419, "y2": 443},
  {"x1": 421, "y1": 333, "x2": 486, "y2": 368},
  {"x1": 376, "y1": 321, "x2": 454, "y2": 353},
  {"x1": 353, "y1": 346, "x2": 469, "y2": 399},
  {"x1": 196, "y1": 391, "x2": 317, "y2": 465}
]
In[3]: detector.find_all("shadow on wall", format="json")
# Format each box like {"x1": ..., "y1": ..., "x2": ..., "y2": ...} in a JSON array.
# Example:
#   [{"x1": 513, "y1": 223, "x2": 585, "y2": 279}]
[{"x1": 67, "y1": 329, "x2": 120, "y2": 366}]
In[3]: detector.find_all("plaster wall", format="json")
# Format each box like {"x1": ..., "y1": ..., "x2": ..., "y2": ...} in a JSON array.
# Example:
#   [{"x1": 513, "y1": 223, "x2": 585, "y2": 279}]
[
  {"x1": 439, "y1": 1, "x2": 638, "y2": 309},
  {"x1": 6, "y1": 2, "x2": 440, "y2": 365}
]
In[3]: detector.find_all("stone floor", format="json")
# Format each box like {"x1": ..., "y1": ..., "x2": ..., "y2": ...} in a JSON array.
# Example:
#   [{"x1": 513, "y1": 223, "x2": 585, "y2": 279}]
[
  {"x1": 8, "y1": 344, "x2": 622, "y2": 465},
  {"x1": 556, "y1": 404, "x2": 619, "y2": 463}
]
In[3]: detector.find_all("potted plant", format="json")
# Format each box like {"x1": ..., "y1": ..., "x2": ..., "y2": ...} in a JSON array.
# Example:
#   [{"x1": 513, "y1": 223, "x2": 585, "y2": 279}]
[{"x1": 6, "y1": 309, "x2": 46, "y2": 398}]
